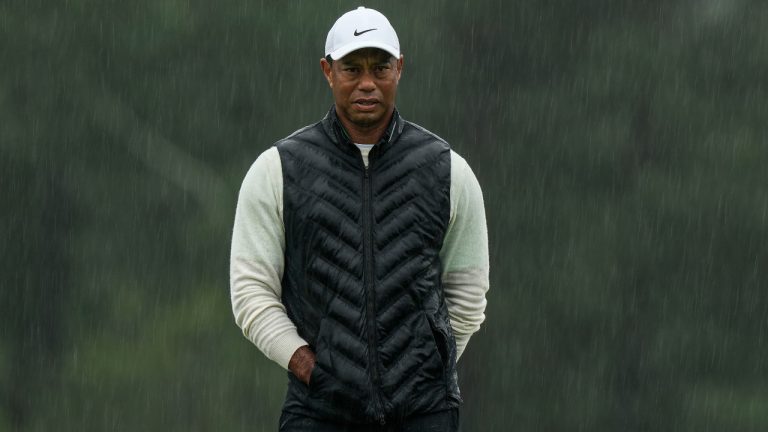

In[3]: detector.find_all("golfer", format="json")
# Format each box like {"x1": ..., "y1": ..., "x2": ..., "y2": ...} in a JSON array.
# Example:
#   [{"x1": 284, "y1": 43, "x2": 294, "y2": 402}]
[{"x1": 230, "y1": 7, "x2": 489, "y2": 431}]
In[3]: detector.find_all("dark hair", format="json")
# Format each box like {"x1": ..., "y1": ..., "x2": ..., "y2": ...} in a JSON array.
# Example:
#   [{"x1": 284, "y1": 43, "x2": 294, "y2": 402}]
[{"x1": 325, "y1": 50, "x2": 396, "y2": 66}]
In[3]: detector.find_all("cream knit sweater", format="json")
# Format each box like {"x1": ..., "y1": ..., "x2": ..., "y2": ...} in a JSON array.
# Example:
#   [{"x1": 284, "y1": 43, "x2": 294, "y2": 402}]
[{"x1": 230, "y1": 146, "x2": 489, "y2": 370}]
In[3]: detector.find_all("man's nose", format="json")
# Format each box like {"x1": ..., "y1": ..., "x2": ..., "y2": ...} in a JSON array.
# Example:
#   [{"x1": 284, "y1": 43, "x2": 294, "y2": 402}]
[{"x1": 358, "y1": 69, "x2": 376, "y2": 91}]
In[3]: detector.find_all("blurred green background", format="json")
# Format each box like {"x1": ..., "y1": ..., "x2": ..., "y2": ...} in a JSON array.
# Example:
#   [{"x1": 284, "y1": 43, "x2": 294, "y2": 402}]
[{"x1": 2, "y1": 0, "x2": 767, "y2": 430}]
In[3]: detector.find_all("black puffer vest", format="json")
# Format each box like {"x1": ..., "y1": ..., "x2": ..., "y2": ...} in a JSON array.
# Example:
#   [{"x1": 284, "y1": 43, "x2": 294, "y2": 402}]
[{"x1": 277, "y1": 107, "x2": 461, "y2": 424}]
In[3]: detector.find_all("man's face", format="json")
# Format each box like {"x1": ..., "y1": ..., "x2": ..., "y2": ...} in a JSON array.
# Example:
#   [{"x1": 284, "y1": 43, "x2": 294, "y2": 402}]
[{"x1": 321, "y1": 48, "x2": 403, "y2": 131}]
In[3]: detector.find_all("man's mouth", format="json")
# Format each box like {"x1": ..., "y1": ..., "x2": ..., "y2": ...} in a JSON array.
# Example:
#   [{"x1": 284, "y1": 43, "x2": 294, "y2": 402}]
[{"x1": 354, "y1": 98, "x2": 379, "y2": 111}]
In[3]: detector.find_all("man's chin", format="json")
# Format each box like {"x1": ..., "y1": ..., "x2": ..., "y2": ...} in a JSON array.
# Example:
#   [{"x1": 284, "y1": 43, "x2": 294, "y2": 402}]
[{"x1": 348, "y1": 111, "x2": 386, "y2": 128}]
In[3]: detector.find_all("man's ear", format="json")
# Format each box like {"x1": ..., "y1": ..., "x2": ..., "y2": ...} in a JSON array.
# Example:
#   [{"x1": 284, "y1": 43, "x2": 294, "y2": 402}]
[
  {"x1": 396, "y1": 54, "x2": 404, "y2": 81},
  {"x1": 320, "y1": 57, "x2": 333, "y2": 88}
]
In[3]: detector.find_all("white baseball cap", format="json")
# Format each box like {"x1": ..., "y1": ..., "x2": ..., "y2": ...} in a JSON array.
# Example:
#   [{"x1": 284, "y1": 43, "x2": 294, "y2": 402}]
[{"x1": 325, "y1": 7, "x2": 400, "y2": 61}]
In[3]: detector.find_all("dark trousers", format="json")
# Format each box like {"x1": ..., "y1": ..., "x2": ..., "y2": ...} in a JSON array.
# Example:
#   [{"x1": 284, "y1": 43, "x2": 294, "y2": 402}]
[{"x1": 279, "y1": 408, "x2": 459, "y2": 432}]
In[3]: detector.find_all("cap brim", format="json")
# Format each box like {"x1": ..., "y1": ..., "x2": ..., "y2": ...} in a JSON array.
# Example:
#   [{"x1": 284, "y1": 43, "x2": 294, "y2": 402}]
[{"x1": 329, "y1": 41, "x2": 400, "y2": 60}]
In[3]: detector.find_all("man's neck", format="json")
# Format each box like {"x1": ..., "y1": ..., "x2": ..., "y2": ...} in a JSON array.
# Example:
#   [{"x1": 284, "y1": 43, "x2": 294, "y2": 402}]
[{"x1": 335, "y1": 109, "x2": 393, "y2": 144}]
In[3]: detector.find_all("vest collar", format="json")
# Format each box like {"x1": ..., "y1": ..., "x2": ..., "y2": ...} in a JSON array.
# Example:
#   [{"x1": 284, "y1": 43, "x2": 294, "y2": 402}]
[{"x1": 321, "y1": 105, "x2": 405, "y2": 156}]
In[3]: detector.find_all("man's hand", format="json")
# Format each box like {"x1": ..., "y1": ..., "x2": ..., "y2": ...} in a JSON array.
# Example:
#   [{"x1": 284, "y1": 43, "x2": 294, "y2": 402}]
[{"x1": 288, "y1": 345, "x2": 316, "y2": 386}]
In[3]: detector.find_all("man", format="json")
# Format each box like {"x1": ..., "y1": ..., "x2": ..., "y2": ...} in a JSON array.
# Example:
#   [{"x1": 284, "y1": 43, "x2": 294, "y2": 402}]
[{"x1": 230, "y1": 7, "x2": 489, "y2": 431}]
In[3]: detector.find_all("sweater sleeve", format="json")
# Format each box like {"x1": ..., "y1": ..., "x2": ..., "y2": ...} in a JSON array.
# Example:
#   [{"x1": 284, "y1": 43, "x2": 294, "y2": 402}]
[
  {"x1": 440, "y1": 150, "x2": 490, "y2": 361},
  {"x1": 230, "y1": 147, "x2": 308, "y2": 370}
]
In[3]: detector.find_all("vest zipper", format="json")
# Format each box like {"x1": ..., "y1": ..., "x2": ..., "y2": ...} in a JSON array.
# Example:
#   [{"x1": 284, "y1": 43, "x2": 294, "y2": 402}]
[{"x1": 363, "y1": 166, "x2": 386, "y2": 425}]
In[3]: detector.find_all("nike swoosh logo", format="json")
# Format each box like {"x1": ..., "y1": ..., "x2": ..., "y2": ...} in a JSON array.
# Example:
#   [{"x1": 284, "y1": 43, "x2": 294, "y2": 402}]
[{"x1": 354, "y1": 28, "x2": 377, "y2": 36}]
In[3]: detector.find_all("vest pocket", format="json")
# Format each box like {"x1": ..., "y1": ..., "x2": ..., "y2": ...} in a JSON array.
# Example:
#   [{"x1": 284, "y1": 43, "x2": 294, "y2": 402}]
[
  {"x1": 307, "y1": 316, "x2": 328, "y2": 394},
  {"x1": 307, "y1": 361, "x2": 326, "y2": 394},
  {"x1": 306, "y1": 319, "x2": 364, "y2": 411},
  {"x1": 425, "y1": 312, "x2": 450, "y2": 375}
]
